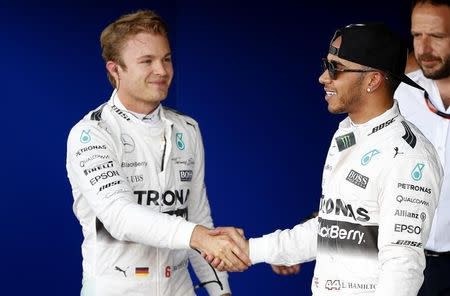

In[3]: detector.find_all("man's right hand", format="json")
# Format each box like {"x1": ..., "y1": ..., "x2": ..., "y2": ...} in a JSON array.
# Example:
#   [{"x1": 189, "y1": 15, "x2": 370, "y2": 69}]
[{"x1": 190, "y1": 225, "x2": 251, "y2": 272}]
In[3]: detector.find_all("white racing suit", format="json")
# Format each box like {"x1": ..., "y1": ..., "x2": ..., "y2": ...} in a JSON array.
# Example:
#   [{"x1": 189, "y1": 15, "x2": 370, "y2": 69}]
[
  {"x1": 66, "y1": 92, "x2": 230, "y2": 295},
  {"x1": 249, "y1": 101, "x2": 443, "y2": 295}
]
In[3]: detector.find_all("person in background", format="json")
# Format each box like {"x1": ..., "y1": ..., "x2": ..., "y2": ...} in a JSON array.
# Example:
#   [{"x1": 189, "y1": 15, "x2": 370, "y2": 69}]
[{"x1": 395, "y1": 1, "x2": 450, "y2": 295}]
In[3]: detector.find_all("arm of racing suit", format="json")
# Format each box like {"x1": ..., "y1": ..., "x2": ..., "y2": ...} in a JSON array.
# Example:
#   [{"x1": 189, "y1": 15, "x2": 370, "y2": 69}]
[
  {"x1": 185, "y1": 124, "x2": 231, "y2": 295},
  {"x1": 248, "y1": 217, "x2": 318, "y2": 265},
  {"x1": 375, "y1": 155, "x2": 442, "y2": 296},
  {"x1": 66, "y1": 122, "x2": 197, "y2": 249}
]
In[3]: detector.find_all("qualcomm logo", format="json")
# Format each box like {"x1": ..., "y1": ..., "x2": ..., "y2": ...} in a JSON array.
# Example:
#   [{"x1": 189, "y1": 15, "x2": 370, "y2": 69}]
[
  {"x1": 176, "y1": 133, "x2": 185, "y2": 150},
  {"x1": 80, "y1": 130, "x2": 91, "y2": 144},
  {"x1": 411, "y1": 163, "x2": 425, "y2": 181},
  {"x1": 361, "y1": 149, "x2": 380, "y2": 165}
]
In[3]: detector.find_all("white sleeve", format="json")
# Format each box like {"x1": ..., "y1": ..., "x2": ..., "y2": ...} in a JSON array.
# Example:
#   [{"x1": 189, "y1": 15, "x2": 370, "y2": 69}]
[
  {"x1": 66, "y1": 123, "x2": 196, "y2": 249},
  {"x1": 375, "y1": 155, "x2": 442, "y2": 296},
  {"x1": 185, "y1": 124, "x2": 231, "y2": 295},
  {"x1": 249, "y1": 217, "x2": 318, "y2": 265}
]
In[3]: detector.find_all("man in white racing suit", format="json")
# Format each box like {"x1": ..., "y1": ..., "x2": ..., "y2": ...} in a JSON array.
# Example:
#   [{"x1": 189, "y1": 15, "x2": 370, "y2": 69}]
[
  {"x1": 208, "y1": 23, "x2": 444, "y2": 295},
  {"x1": 66, "y1": 10, "x2": 250, "y2": 296}
]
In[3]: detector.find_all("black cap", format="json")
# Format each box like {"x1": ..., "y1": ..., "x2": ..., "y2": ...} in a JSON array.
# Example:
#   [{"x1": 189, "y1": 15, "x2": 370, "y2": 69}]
[{"x1": 329, "y1": 23, "x2": 424, "y2": 91}]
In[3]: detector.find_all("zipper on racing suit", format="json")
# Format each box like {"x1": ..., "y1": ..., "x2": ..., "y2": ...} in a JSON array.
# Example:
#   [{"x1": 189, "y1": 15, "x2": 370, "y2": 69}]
[{"x1": 161, "y1": 135, "x2": 167, "y2": 172}]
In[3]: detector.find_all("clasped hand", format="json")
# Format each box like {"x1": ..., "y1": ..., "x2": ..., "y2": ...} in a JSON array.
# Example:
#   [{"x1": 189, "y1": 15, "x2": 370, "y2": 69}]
[{"x1": 190, "y1": 225, "x2": 250, "y2": 272}]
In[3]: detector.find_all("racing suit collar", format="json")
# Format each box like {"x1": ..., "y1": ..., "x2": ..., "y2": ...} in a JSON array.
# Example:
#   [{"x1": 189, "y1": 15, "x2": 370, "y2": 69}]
[
  {"x1": 109, "y1": 89, "x2": 163, "y2": 125},
  {"x1": 338, "y1": 100, "x2": 400, "y2": 133}
]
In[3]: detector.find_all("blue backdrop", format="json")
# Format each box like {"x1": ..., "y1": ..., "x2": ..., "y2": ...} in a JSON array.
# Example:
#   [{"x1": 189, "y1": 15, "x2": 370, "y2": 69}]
[{"x1": 1, "y1": 1, "x2": 410, "y2": 295}]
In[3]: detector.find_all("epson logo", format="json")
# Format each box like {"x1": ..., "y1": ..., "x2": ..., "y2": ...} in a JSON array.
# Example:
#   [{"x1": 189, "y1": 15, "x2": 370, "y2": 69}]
[
  {"x1": 392, "y1": 239, "x2": 422, "y2": 248},
  {"x1": 346, "y1": 170, "x2": 369, "y2": 189},
  {"x1": 84, "y1": 161, "x2": 114, "y2": 176},
  {"x1": 90, "y1": 170, "x2": 119, "y2": 185},
  {"x1": 394, "y1": 223, "x2": 422, "y2": 234},
  {"x1": 134, "y1": 189, "x2": 190, "y2": 206},
  {"x1": 75, "y1": 145, "x2": 107, "y2": 157},
  {"x1": 320, "y1": 197, "x2": 370, "y2": 222},
  {"x1": 318, "y1": 224, "x2": 365, "y2": 245},
  {"x1": 398, "y1": 183, "x2": 431, "y2": 194},
  {"x1": 180, "y1": 170, "x2": 193, "y2": 182},
  {"x1": 111, "y1": 105, "x2": 131, "y2": 121}
]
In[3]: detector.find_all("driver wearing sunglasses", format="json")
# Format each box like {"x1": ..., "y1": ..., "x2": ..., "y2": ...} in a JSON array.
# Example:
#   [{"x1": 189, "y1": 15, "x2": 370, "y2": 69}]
[{"x1": 208, "y1": 23, "x2": 444, "y2": 296}]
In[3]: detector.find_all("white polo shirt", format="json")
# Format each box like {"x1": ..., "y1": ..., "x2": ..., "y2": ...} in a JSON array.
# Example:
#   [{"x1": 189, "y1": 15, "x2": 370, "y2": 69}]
[{"x1": 395, "y1": 69, "x2": 450, "y2": 252}]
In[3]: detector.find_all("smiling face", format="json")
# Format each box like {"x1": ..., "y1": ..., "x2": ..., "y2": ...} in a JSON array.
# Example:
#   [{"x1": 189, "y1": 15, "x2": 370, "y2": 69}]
[
  {"x1": 318, "y1": 36, "x2": 367, "y2": 115},
  {"x1": 114, "y1": 32, "x2": 174, "y2": 112},
  {"x1": 412, "y1": 3, "x2": 450, "y2": 79}
]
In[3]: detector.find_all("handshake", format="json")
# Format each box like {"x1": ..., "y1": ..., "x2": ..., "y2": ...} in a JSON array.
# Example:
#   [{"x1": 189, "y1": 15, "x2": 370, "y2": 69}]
[{"x1": 190, "y1": 225, "x2": 251, "y2": 272}]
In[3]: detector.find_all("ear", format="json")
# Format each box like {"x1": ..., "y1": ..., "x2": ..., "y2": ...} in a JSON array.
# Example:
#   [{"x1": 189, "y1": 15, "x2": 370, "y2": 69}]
[
  {"x1": 366, "y1": 72, "x2": 384, "y2": 93},
  {"x1": 106, "y1": 61, "x2": 120, "y2": 80}
]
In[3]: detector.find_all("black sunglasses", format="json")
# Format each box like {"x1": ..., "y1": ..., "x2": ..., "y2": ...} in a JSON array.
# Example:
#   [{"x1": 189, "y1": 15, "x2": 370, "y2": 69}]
[{"x1": 321, "y1": 58, "x2": 376, "y2": 79}]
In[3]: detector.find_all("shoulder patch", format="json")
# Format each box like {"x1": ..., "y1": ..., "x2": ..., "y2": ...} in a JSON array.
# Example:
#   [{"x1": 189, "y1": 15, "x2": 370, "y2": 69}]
[
  {"x1": 90, "y1": 104, "x2": 106, "y2": 121},
  {"x1": 401, "y1": 121, "x2": 416, "y2": 148},
  {"x1": 163, "y1": 106, "x2": 197, "y2": 128},
  {"x1": 163, "y1": 106, "x2": 184, "y2": 116}
]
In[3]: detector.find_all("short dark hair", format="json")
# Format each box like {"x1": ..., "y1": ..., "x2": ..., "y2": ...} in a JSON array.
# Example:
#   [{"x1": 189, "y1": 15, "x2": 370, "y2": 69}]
[{"x1": 412, "y1": 0, "x2": 450, "y2": 10}]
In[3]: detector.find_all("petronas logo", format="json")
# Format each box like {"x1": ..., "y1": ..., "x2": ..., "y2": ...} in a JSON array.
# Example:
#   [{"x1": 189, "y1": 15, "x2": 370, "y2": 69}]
[
  {"x1": 411, "y1": 163, "x2": 425, "y2": 181},
  {"x1": 176, "y1": 133, "x2": 185, "y2": 150},
  {"x1": 80, "y1": 130, "x2": 91, "y2": 144}
]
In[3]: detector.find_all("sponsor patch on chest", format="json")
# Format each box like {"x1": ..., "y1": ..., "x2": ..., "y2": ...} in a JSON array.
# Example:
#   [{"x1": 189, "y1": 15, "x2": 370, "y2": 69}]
[{"x1": 345, "y1": 169, "x2": 369, "y2": 189}]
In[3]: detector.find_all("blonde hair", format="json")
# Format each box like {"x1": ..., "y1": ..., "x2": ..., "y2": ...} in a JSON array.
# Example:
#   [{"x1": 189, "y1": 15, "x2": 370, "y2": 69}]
[{"x1": 100, "y1": 10, "x2": 169, "y2": 87}]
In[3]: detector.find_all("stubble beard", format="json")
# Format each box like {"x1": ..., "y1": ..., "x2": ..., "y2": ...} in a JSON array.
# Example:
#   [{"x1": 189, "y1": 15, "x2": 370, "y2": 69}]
[{"x1": 420, "y1": 54, "x2": 450, "y2": 80}]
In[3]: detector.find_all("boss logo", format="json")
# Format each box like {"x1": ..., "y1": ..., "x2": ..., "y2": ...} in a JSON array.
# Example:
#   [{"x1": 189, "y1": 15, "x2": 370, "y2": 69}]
[{"x1": 346, "y1": 170, "x2": 369, "y2": 189}]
